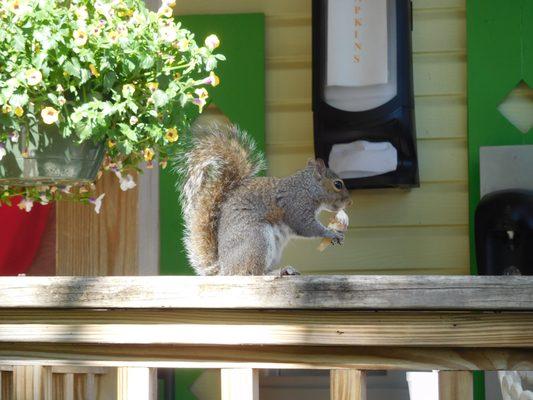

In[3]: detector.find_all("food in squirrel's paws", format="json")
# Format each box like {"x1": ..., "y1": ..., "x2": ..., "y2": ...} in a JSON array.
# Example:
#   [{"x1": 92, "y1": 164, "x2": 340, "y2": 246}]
[{"x1": 317, "y1": 209, "x2": 349, "y2": 251}]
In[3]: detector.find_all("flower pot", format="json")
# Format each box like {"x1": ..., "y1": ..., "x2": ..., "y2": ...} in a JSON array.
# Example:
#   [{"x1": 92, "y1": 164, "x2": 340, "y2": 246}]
[{"x1": 0, "y1": 125, "x2": 105, "y2": 186}]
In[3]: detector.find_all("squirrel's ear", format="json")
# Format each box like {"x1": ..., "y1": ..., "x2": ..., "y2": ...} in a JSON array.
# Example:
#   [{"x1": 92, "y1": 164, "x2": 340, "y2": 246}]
[
  {"x1": 315, "y1": 158, "x2": 327, "y2": 175},
  {"x1": 308, "y1": 158, "x2": 326, "y2": 177}
]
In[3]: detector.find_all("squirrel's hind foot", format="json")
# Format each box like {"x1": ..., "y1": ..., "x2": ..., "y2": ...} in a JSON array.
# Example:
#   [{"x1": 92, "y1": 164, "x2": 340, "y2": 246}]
[{"x1": 269, "y1": 266, "x2": 301, "y2": 276}]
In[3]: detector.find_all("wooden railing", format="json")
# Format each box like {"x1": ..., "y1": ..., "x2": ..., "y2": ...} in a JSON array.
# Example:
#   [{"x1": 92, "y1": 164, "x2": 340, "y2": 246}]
[{"x1": 0, "y1": 275, "x2": 532, "y2": 399}]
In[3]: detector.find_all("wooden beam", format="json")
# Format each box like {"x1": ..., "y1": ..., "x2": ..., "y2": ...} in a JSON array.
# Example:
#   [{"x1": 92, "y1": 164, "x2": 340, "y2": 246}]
[
  {"x1": 1, "y1": 344, "x2": 532, "y2": 371},
  {"x1": 331, "y1": 370, "x2": 366, "y2": 400},
  {"x1": 0, "y1": 275, "x2": 531, "y2": 310},
  {"x1": 0, "y1": 310, "x2": 532, "y2": 347},
  {"x1": 13, "y1": 365, "x2": 52, "y2": 400},
  {"x1": 117, "y1": 367, "x2": 157, "y2": 400},
  {"x1": 221, "y1": 369, "x2": 259, "y2": 400},
  {"x1": 56, "y1": 171, "x2": 139, "y2": 276},
  {"x1": 439, "y1": 371, "x2": 473, "y2": 400}
]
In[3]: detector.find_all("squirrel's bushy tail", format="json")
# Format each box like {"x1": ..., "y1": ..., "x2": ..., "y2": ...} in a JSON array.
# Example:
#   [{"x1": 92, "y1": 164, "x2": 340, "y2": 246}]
[{"x1": 177, "y1": 123, "x2": 265, "y2": 275}]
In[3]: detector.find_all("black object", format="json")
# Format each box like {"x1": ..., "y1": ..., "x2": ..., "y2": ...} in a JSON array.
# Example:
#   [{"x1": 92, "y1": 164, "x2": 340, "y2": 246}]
[
  {"x1": 157, "y1": 369, "x2": 176, "y2": 400},
  {"x1": 475, "y1": 190, "x2": 533, "y2": 276},
  {"x1": 312, "y1": 0, "x2": 419, "y2": 189}
]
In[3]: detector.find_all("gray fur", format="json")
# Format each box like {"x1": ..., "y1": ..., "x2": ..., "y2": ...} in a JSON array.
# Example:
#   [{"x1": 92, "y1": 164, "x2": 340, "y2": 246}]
[{"x1": 180, "y1": 124, "x2": 351, "y2": 275}]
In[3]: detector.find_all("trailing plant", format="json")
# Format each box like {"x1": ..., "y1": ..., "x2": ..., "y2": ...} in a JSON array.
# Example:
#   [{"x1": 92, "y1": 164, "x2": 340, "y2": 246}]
[{"x1": 0, "y1": 0, "x2": 224, "y2": 212}]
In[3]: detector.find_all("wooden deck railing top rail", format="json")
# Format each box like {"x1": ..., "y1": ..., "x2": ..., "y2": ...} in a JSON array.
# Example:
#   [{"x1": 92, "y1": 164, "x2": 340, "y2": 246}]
[
  {"x1": 0, "y1": 275, "x2": 532, "y2": 371},
  {"x1": 0, "y1": 275, "x2": 532, "y2": 310}
]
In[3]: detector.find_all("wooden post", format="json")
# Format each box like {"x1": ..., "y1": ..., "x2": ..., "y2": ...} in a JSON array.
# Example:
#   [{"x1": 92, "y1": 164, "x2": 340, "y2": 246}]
[
  {"x1": 221, "y1": 369, "x2": 259, "y2": 400},
  {"x1": 13, "y1": 366, "x2": 52, "y2": 400},
  {"x1": 86, "y1": 373, "x2": 96, "y2": 400},
  {"x1": 63, "y1": 373, "x2": 74, "y2": 400},
  {"x1": 331, "y1": 369, "x2": 366, "y2": 400},
  {"x1": 117, "y1": 367, "x2": 157, "y2": 400},
  {"x1": 438, "y1": 371, "x2": 473, "y2": 400}
]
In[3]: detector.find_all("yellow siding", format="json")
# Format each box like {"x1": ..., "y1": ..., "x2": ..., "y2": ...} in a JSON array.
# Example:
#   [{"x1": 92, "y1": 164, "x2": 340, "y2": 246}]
[{"x1": 175, "y1": 0, "x2": 469, "y2": 275}]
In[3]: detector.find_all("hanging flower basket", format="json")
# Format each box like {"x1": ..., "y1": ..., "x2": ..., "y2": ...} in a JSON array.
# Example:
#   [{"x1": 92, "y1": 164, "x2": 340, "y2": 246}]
[
  {"x1": 0, "y1": 124, "x2": 105, "y2": 186},
  {"x1": 0, "y1": 0, "x2": 224, "y2": 212}
]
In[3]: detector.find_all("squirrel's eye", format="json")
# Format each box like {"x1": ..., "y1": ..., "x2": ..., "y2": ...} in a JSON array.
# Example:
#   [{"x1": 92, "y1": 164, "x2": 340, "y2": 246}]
[{"x1": 333, "y1": 180, "x2": 343, "y2": 191}]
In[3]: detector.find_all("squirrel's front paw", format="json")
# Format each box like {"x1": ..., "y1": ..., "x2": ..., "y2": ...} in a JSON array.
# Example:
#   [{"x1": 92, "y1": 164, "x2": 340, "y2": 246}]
[{"x1": 328, "y1": 230, "x2": 345, "y2": 245}]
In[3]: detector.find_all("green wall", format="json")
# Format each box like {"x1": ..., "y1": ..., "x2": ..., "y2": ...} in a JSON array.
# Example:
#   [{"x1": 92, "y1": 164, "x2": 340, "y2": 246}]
[
  {"x1": 467, "y1": 1, "x2": 532, "y2": 398},
  {"x1": 158, "y1": 13, "x2": 265, "y2": 400}
]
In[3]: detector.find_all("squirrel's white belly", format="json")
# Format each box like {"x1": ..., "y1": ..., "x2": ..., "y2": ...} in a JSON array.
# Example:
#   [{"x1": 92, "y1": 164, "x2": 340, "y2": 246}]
[{"x1": 264, "y1": 223, "x2": 293, "y2": 271}]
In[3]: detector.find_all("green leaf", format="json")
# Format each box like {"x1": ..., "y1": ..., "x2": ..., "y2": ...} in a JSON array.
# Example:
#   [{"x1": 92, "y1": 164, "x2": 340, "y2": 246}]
[
  {"x1": 64, "y1": 61, "x2": 81, "y2": 79},
  {"x1": 140, "y1": 55, "x2": 154, "y2": 70},
  {"x1": 118, "y1": 123, "x2": 138, "y2": 141},
  {"x1": 103, "y1": 71, "x2": 117, "y2": 90},
  {"x1": 9, "y1": 93, "x2": 29, "y2": 107},
  {"x1": 152, "y1": 90, "x2": 169, "y2": 107}
]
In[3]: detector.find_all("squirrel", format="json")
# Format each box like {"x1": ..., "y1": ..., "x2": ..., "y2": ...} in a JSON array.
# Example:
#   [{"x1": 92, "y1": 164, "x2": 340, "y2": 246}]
[{"x1": 178, "y1": 123, "x2": 352, "y2": 276}]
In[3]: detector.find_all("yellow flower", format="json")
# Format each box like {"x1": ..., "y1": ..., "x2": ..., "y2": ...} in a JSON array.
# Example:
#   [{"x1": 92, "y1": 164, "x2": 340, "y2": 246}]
[
  {"x1": 175, "y1": 39, "x2": 189, "y2": 52},
  {"x1": 108, "y1": 31, "x2": 119, "y2": 44},
  {"x1": 147, "y1": 82, "x2": 158, "y2": 92},
  {"x1": 195, "y1": 88, "x2": 209, "y2": 99},
  {"x1": 205, "y1": 71, "x2": 220, "y2": 87},
  {"x1": 14, "y1": 106, "x2": 24, "y2": 117},
  {"x1": 165, "y1": 127, "x2": 179, "y2": 142},
  {"x1": 2, "y1": 105, "x2": 12, "y2": 114},
  {"x1": 89, "y1": 64, "x2": 100, "y2": 77},
  {"x1": 73, "y1": 29, "x2": 88, "y2": 46},
  {"x1": 122, "y1": 84, "x2": 135, "y2": 97},
  {"x1": 157, "y1": 5, "x2": 173, "y2": 18},
  {"x1": 107, "y1": 139, "x2": 116, "y2": 148},
  {"x1": 41, "y1": 107, "x2": 59, "y2": 125},
  {"x1": 143, "y1": 147, "x2": 155, "y2": 162},
  {"x1": 204, "y1": 34, "x2": 220, "y2": 50},
  {"x1": 25, "y1": 69, "x2": 42, "y2": 86}
]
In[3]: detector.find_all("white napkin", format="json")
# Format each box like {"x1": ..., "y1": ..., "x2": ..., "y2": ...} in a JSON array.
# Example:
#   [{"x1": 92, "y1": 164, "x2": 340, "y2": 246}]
[{"x1": 328, "y1": 140, "x2": 398, "y2": 179}]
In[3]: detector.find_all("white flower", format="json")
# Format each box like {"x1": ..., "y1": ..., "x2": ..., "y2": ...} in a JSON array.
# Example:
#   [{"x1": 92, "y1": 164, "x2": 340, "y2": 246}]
[
  {"x1": 73, "y1": 29, "x2": 88, "y2": 46},
  {"x1": 75, "y1": 5, "x2": 88, "y2": 21},
  {"x1": 204, "y1": 34, "x2": 220, "y2": 50},
  {"x1": 119, "y1": 174, "x2": 136, "y2": 191},
  {"x1": 0, "y1": 144, "x2": 6, "y2": 161},
  {"x1": 9, "y1": 131, "x2": 19, "y2": 143},
  {"x1": 129, "y1": 116, "x2": 138, "y2": 125},
  {"x1": 18, "y1": 198, "x2": 33, "y2": 212},
  {"x1": 160, "y1": 26, "x2": 177, "y2": 42},
  {"x1": 58, "y1": 96, "x2": 66, "y2": 106},
  {"x1": 39, "y1": 194, "x2": 49, "y2": 205},
  {"x1": 41, "y1": 107, "x2": 59, "y2": 124},
  {"x1": 61, "y1": 185, "x2": 72, "y2": 194},
  {"x1": 89, "y1": 193, "x2": 105, "y2": 214},
  {"x1": 25, "y1": 69, "x2": 42, "y2": 86},
  {"x1": 122, "y1": 84, "x2": 135, "y2": 97}
]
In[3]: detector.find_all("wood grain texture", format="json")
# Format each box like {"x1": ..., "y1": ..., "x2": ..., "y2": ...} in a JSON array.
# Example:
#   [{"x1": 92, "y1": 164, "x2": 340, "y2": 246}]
[
  {"x1": 1, "y1": 370, "x2": 13, "y2": 400},
  {"x1": 56, "y1": 172, "x2": 139, "y2": 277},
  {"x1": 117, "y1": 367, "x2": 157, "y2": 400},
  {"x1": 221, "y1": 369, "x2": 259, "y2": 400},
  {"x1": 0, "y1": 276, "x2": 530, "y2": 309},
  {"x1": 1, "y1": 344, "x2": 531, "y2": 371},
  {"x1": 0, "y1": 309, "x2": 532, "y2": 347},
  {"x1": 331, "y1": 370, "x2": 366, "y2": 400},
  {"x1": 13, "y1": 365, "x2": 52, "y2": 400},
  {"x1": 439, "y1": 371, "x2": 473, "y2": 400}
]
